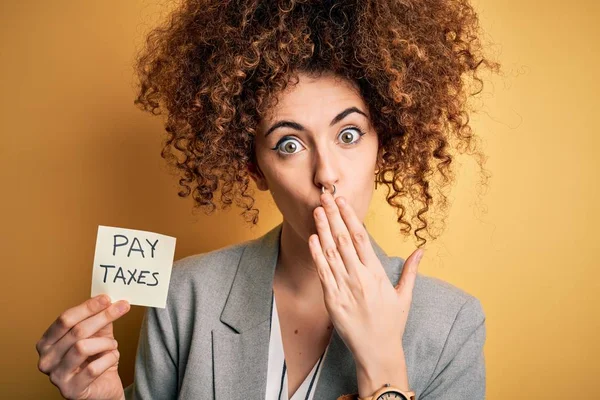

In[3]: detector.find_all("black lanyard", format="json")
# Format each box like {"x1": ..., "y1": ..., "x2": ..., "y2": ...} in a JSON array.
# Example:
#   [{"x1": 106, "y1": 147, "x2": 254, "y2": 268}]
[
  {"x1": 277, "y1": 349, "x2": 326, "y2": 400},
  {"x1": 271, "y1": 290, "x2": 327, "y2": 400}
]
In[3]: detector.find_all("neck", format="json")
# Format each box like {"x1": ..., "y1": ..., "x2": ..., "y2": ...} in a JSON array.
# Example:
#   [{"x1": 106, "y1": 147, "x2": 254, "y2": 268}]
[{"x1": 274, "y1": 220, "x2": 324, "y2": 303}]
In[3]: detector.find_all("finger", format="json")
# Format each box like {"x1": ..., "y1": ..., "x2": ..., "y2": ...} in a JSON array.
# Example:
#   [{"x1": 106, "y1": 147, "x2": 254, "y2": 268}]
[
  {"x1": 55, "y1": 337, "x2": 119, "y2": 380},
  {"x1": 319, "y1": 192, "x2": 363, "y2": 276},
  {"x1": 94, "y1": 320, "x2": 115, "y2": 338},
  {"x1": 313, "y1": 204, "x2": 348, "y2": 285},
  {"x1": 395, "y1": 249, "x2": 424, "y2": 302},
  {"x1": 69, "y1": 349, "x2": 120, "y2": 399},
  {"x1": 334, "y1": 196, "x2": 381, "y2": 274},
  {"x1": 38, "y1": 295, "x2": 112, "y2": 353},
  {"x1": 309, "y1": 233, "x2": 339, "y2": 295},
  {"x1": 77, "y1": 348, "x2": 114, "y2": 374},
  {"x1": 41, "y1": 301, "x2": 129, "y2": 373}
]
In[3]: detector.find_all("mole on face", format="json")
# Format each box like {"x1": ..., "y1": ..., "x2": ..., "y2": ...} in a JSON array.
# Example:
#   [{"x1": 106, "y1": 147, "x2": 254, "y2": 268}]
[{"x1": 294, "y1": 329, "x2": 299, "y2": 334}]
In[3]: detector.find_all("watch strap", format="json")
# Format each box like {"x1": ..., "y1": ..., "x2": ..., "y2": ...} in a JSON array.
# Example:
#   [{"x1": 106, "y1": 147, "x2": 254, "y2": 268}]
[
  {"x1": 337, "y1": 389, "x2": 416, "y2": 400},
  {"x1": 336, "y1": 394, "x2": 359, "y2": 400}
]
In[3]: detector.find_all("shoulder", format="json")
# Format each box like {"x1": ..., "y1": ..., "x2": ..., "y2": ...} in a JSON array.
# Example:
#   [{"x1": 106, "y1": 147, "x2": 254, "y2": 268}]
[
  {"x1": 166, "y1": 239, "x2": 250, "y2": 301},
  {"x1": 389, "y1": 256, "x2": 485, "y2": 329},
  {"x1": 391, "y1": 256, "x2": 486, "y2": 391},
  {"x1": 412, "y1": 271, "x2": 485, "y2": 351},
  {"x1": 415, "y1": 271, "x2": 485, "y2": 324},
  {"x1": 146, "y1": 239, "x2": 255, "y2": 338},
  {"x1": 171, "y1": 240, "x2": 249, "y2": 281},
  {"x1": 394, "y1": 256, "x2": 487, "y2": 397}
]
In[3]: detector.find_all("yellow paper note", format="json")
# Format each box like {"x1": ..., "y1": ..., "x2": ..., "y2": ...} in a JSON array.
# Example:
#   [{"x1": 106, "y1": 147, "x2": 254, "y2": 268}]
[{"x1": 90, "y1": 225, "x2": 176, "y2": 308}]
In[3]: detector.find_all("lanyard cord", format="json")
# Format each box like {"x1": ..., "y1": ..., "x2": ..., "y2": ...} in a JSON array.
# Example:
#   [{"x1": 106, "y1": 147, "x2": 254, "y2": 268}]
[
  {"x1": 272, "y1": 291, "x2": 327, "y2": 400},
  {"x1": 303, "y1": 349, "x2": 325, "y2": 400},
  {"x1": 277, "y1": 349, "x2": 326, "y2": 400}
]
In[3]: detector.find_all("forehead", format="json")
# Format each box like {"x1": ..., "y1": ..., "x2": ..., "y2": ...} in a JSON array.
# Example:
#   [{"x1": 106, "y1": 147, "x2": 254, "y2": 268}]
[{"x1": 261, "y1": 72, "x2": 366, "y2": 121}]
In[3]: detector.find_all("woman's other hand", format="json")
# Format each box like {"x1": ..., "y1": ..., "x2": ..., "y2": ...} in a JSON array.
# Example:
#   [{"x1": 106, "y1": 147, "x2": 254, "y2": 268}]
[{"x1": 309, "y1": 191, "x2": 424, "y2": 377}]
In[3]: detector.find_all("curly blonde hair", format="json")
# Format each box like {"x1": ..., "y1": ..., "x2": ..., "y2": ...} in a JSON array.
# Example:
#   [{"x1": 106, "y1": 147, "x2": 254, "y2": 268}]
[{"x1": 133, "y1": 0, "x2": 499, "y2": 247}]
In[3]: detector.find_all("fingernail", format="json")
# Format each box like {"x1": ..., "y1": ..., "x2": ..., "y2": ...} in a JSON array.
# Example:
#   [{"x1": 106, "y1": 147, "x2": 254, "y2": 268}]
[
  {"x1": 337, "y1": 197, "x2": 346, "y2": 206},
  {"x1": 112, "y1": 339, "x2": 118, "y2": 347},
  {"x1": 116, "y1": 302, "x2": 130, "y2": 314},
  {"x1": 416, "y1": 249, "x2": 425, "y2": 263}
]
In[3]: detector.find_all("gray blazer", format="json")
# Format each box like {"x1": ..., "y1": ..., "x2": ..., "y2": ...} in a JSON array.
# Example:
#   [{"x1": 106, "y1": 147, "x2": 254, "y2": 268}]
[{"x1": 124, "y1": 223, "x2": 486, "y2": 399}]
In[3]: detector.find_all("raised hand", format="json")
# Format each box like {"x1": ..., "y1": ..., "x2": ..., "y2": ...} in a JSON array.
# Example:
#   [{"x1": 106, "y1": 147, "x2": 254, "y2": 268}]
[{"x1": 308, "y1": 191, "x2": 424, "y2": 374}]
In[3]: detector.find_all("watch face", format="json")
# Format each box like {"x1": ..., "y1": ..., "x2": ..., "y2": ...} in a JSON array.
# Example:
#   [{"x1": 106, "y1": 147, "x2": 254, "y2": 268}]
[{"x1": 376, "y1": 391, "x2": 408, "y2": 400}]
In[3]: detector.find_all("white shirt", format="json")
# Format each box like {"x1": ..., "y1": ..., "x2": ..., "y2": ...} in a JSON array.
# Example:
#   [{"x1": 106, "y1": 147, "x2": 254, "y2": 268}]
[{"x1": 265, "y1": 291, "x2": 332, "y2": 400}]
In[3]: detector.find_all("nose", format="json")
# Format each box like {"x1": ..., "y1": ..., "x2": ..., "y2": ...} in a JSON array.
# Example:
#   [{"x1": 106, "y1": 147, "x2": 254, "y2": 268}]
[{"x1": 313, "y1": 151, "x2": 339, "y2": 198}]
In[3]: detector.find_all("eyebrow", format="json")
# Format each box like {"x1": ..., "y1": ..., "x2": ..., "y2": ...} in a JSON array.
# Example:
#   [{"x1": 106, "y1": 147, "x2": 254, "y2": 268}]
[{"x1": 264, "y1": 106, "x2": 368, "y2": 137}]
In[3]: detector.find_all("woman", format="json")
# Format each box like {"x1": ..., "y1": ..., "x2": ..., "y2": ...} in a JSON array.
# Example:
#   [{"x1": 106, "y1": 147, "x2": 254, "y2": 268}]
[{"x1": 36, "y1": 1, "x2": 498, "y2": 399}]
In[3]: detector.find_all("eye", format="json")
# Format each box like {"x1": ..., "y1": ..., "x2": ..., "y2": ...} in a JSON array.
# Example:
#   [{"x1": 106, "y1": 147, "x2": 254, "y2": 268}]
[
  {"x1": 271, "y1": 126, "x2": 366, "y2": 157},
  {"x1": 338, "y1": 127, "x2": 365, "y2": 145},
  {"x1": 275, "y1": 137, "x2": 304, "y2": 155}
]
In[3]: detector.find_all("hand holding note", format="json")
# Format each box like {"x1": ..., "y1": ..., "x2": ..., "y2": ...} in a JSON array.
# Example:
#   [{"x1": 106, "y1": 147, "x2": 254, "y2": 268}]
[
  {"x1": 36, "y1": 294, "x2": 130, "y2": 400},
  {"x1": 36, "y1": 225, "x2": 177, "y2": 399},
  {"x1": 91, "y1": 226, "x2": 177, "y2": 308}
]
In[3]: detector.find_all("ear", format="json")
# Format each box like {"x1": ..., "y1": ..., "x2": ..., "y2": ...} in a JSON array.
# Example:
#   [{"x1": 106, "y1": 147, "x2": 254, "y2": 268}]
[{"x1": 247, "y1": 161, "x2": 269, "y2": 191}]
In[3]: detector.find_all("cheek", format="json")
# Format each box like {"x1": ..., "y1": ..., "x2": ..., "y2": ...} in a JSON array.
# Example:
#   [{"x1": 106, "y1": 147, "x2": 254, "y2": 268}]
[
  {"x1": 271, "y1": 186, "x2": 316, "y2": 220},
  {"x1": 348, "y1": 185, "x2": 374, "y2": 224},
  {"x1": 269, "y1": 184, "x2": 298, "y2": 213}
]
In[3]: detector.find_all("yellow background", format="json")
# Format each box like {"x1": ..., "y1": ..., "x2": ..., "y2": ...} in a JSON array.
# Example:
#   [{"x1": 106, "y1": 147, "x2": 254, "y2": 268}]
[{"x1": 1, "y1": 1, "x2": 598, "y2": 398}]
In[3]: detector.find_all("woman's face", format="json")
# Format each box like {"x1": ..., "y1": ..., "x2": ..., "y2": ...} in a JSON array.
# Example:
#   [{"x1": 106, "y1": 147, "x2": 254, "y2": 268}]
[{"x1": 250, "y1": 71, "x2": 380, "y2": 243}]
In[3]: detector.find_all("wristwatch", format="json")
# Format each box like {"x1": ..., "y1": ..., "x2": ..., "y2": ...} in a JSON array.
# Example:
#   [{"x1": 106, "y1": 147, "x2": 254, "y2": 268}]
[
  {"x1": 337, "y1": 383, "x2": 416, "y2": 400},
  {"x1": 359, "y1": 383, "x2": 415, "y2": 400}
]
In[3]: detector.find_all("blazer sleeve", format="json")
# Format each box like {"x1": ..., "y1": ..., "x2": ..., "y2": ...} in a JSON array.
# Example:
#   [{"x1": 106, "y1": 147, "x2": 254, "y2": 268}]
[
  {"x1": 419, "y1": 297, "x2": 487, "y2": 400},
  {"x1": 123, "y1": 304, "x2": 178, "y2": 400}
]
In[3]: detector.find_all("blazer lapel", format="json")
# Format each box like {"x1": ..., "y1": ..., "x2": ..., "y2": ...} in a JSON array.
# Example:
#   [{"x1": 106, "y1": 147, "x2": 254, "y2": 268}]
[
  {"x1": 212, "y1": 222, "x2": 401, "y2": 400},
  {"x1": 212, "y1": 223, "x2": 281, "y2": 400}
]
